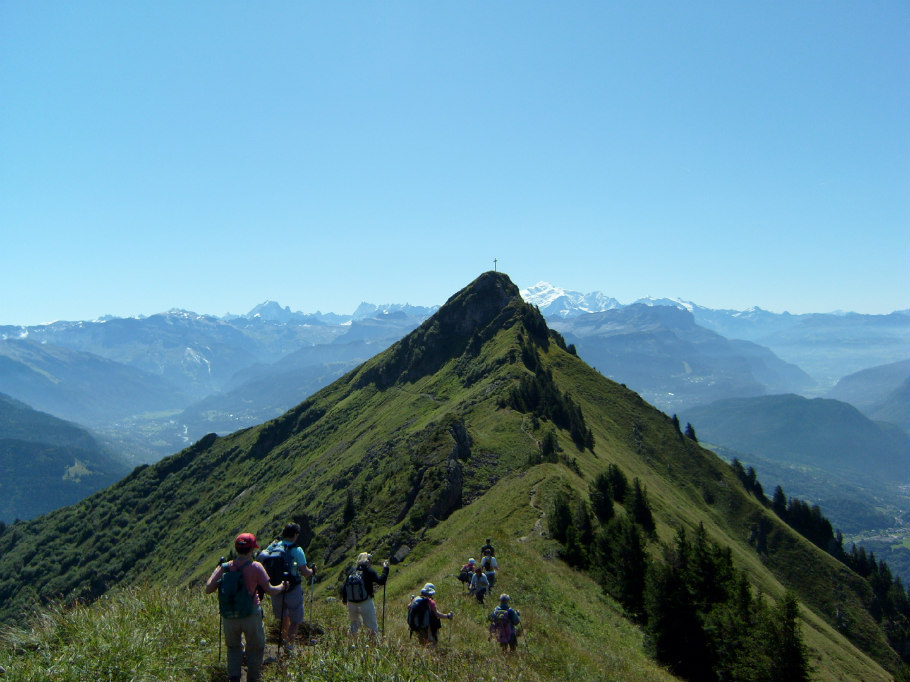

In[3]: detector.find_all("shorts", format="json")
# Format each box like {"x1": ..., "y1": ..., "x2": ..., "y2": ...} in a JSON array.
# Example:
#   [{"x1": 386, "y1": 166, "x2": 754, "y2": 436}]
[{"x1": 271, "y1": 583, "x2": 304, "y2": 624}]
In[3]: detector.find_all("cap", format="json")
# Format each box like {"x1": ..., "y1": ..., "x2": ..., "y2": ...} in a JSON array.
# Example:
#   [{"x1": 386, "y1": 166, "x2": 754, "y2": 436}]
[
  {"x1": 421, "y1": 583, "x2": 436, "y2": 596},
  {"x1": 500, "y1": 593, "x2": 511, "y2": 604},
  {"x1": 235, "y1": 533, "x2": 259, "y2": 551},
  {"x1": 468, "y1": 558, "x2": 476, "y2": 564}
]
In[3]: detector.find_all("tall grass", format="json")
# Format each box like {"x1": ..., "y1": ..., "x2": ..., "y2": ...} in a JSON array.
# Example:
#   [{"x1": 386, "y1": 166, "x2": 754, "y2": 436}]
[{"x1": 1, "y1": 576, "x2": 674, "y2": 682}]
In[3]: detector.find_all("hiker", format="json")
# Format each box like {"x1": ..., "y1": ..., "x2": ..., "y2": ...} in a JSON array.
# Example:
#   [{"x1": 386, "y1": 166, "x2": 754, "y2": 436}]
[
  {"x1": 457, "y1": 558, "x2": 476, "y2": 586},
  {"x1": 339, "y1": 551, "x2": 389, "y2": 637},
  {"x1": 407, "y1": 583, "x2": 453, "y2": 646},
  {"x1": 480, "y1": 538, "x2": 495, "y2": 557},
  {"x1": 480, "y1": 548, "x2": 498, "y2": 587},
  {"x1": 260, "y1": 522, "x2": 315, "y2": 652},
  {"x1": 205, "y1": 533, "x2": 289, "y2": 682},
  {"x1": 469, "y1": 565, "x2": 490, "y2": 604},
  {"x1": 489, "y1": 593, "x2": 521, "y2": 652}
]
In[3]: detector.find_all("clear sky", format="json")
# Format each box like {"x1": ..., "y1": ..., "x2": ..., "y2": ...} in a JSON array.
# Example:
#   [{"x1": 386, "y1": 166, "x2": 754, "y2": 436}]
[{"x1": 2, "y1": 2, "x2": 908, "y2": 326}]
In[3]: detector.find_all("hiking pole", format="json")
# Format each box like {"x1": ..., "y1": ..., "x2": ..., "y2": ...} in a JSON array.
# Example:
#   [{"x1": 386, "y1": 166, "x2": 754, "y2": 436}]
[
  {"x1": 381, "y1": 581, "x2": 386, "y2": 638},
  {"x1": 308, "y1": 568, "x2": 316, "y2": 643},
  {"x1": 277, "y1": 573, "x2": 288, "y2": 659},
  {"x1": 217, "y1": 556, "x2": 225, "y2": 665}
]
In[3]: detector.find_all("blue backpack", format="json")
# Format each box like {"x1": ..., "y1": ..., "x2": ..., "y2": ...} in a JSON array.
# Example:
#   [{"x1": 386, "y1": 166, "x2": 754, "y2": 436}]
[
  {"x1": 259, "y1": 541, "x2": 301, "y2": 586},
  {"x1": 218, "y1": 562, "x2": 255, "y2": 619}
]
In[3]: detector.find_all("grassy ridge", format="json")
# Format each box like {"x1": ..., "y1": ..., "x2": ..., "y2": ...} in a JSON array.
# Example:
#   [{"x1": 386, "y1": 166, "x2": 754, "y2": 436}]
[
  {"x1": 0, "y1": 466, "x2": 678, "y2": 682},
  {"x1": 0, "y1": 273, "x2": 900, "y2": 680}
]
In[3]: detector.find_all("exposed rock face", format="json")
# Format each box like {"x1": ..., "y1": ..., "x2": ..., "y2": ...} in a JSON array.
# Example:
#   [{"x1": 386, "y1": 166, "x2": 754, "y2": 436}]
[
  {"x1": 357, "y1": 272, "x2": 522, "y2": 388},
  {"x1": 449, "y1": 420, "x2": 472, "y2": 461}
]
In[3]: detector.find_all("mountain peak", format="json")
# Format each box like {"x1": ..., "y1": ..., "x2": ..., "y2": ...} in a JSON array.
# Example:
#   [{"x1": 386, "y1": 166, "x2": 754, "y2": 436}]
[
  {"x1": 521, "y1": 281, "x2": 621, "y2": 318},
  {"x1": 356, "y1": 271, "x2": 525, "y2": 388}
]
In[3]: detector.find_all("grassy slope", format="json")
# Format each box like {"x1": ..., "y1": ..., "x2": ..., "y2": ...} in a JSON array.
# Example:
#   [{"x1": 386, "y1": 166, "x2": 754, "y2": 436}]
[
  {"x1": 0, "y1": 274, "x2": 898, "y2": 680},
  {"x1": 545, "y1": 347, "x2": 896, "y2": 681}
]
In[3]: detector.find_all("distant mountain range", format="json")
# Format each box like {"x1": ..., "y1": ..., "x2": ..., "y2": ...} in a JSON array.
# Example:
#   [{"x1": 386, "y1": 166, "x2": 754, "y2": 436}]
[
  {"x1": 522, "y1": 282, "x2": 910, "y2": 386},
  {"x1": 0, "y1": 272, "x2": 903, "y2": 680},
  {"x1": 545, "y1": 303, "x2": 816, "y2": 413},
  {"x1": 1, "y1": 280, "x2": 907, "y2": 526},
  {"x1": 681, "y1": 393, "x2": 908, "y2": 483},
  {"x1": 827, "y1": 359, "x2": 910, "y2": 433},
  {"x1": 679, "y1": 393, "x2": 910, "y2": 544}
]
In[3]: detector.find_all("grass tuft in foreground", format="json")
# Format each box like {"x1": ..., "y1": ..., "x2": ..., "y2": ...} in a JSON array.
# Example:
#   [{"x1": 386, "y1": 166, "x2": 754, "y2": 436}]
[{"x1": 0, "y1": 576, "x2": 673, "y2": 682}]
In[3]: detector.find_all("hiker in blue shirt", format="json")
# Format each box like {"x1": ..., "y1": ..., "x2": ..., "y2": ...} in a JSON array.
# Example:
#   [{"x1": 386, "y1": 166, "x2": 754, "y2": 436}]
[
  {"x1": 489, "y1": 593, "x2": 521, "y2": 652},
  {"x1": 469, "y1": 566, "x2": 490, "y2": 603},
  {"x1": 480, "y1": 548, "x2": 498, "y2": 587},
  {"x1": 264, "y1": 522, "x2": 314, "y2": 652}
]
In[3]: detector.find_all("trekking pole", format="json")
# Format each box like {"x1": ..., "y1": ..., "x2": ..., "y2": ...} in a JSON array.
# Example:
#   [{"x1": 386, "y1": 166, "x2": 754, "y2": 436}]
[
  {"x1": 277, "y1": 574, "x2": 287, "y2": 659},
  {"x1": 217, "y1": 557, "x2": 225, "y2": 665},
  {"x1": 308, "y1": 569, "x2": 316, "y2": 643},
  {"x1": 381, "y1": 581, "x2": 386, "y2": 638}
]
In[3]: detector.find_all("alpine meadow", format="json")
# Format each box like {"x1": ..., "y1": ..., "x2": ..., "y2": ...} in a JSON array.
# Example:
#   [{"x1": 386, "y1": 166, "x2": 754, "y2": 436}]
[{"x1": 0, "y1": 273, "x2": 906, "y2": 682}]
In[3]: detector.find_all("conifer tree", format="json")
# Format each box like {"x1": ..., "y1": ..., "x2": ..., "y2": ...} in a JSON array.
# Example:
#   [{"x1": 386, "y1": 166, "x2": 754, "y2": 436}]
[
  {"x1": 630, "y1": 478, "x2": 656, "y2": 534},
  {"x1": 594, "y1": 516, "x2": 648, "y2": 618},
  {"x1": 548, "y1": 490, "x2": 574, "y2": 544},
  {"x1": 767, "y1": 591, "x2": 811, "y2": 682},
  {"x1": 644, "y1": 559, "x2": 714, "y2": 681},
  {"x1": 772, "y1": 485, "x2": 787, "y2": 517},
  {"x1": 684, "y1": 422, "x2": 698, "y2": 441},
  {"x1": 589, "y1": 471, "x2": 615, "y2": 523},
  {"x1": 606, "y1": 463, "x2": 629, "y2": 503},
  {"x1": 563, "y1": 523, "x2": 587, "y2": 568}
]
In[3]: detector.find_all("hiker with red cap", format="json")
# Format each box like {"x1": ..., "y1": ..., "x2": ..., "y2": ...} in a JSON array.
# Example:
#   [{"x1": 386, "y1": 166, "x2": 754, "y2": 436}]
[{"x1": 205, "y1": 533, "x2": 289, "y2": 682}]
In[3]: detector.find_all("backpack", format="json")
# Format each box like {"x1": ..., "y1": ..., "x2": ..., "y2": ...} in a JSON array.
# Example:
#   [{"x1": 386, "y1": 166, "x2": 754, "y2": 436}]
[
  {"x1": 481, "y1": 555, "x2": 494, "y2": 571},
  {"x1": 218, "y1": 562, "x2": 255, "y2": 619},
  {"x1": 490, "y1": 607, "x2": 515, "y2": 644},
  {"x1": 407, "y1": 596, "x2": 432, "y2": 634},
  {"x1": 259, "y1": 541, "x2": 301, "y2": 586},
  {"x1": 343, "y1": 567, "x2": 369, "y2": 603}
]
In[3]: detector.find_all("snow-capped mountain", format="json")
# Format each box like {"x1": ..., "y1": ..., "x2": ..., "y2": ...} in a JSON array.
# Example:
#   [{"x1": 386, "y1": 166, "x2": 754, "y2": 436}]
[
  {"x1": 520, "y1": 282, "x2": 622, "y2": 318},
  {"x1": 520, "y1": 282, "x2": 910, "y2": 387}
]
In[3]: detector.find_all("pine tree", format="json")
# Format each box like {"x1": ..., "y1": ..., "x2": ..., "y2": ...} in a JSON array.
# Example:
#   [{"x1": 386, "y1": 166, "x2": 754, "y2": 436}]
[
  {"x1": 630, "y1": 478, "x2": 656, "y2": 534},
  {"x1": 684, "y1": 422, "x2": 698, "y2": 441},
  {"x1": 594, "y1": 516, "x2": 648, "y2": 618},
  {"x1": 772, "y1": 485, "x2": 787, "y2": 517},
  {"x1": 589, "y1": 471, "x2": 615, "y2": 523},
  {"x1": 606, "y1": 463, "x2": 629, "y2": 503},
  {"x1": 548, "y1": 490, "x2": 574, "y2": 544},
  {"x1": 767, "y1": 591, "x2": 811, "y2": 682},
  {"x1": 644, "y1": 560, "x2": 714, "y2": 681}
]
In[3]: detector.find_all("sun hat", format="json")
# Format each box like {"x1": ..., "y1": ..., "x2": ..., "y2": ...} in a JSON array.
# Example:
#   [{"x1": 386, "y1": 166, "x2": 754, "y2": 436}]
[
  {"x1": 421, "y1": 583, "x2": 436, "y2": 596},
  {"x1": 500, "y1": 593, "x2": 511, "y2": 604}
]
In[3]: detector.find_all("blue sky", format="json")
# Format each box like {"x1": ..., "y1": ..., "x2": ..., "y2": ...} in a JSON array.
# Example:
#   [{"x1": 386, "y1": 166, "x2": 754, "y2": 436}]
[{"x1": 2, "y1": 2, "x2": 907, "y2": 325}]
